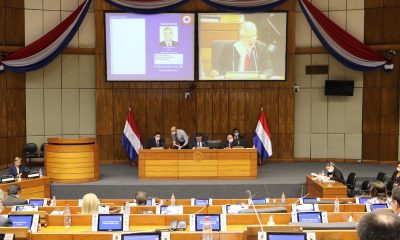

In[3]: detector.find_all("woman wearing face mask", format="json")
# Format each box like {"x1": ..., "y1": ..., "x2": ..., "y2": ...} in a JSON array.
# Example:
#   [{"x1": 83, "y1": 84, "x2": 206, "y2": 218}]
[
  {"x1": 393, "y1": 163, "x2": 400, "y2": 187},
  {"x1": 326, "y1": 162, "x2": 345, "y2": 184}
]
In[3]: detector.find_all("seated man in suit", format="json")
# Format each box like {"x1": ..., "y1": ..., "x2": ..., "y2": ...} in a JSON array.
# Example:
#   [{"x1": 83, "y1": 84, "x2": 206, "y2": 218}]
[
  {"x1": 191, "y1": 134, "x2": 208, "y2": 149},
  {"x1": 146, "y1": 132, "x2": 165, "y2": 149},
  {"x1": 4, "y1": 184, "x2": 28, "y2": 206},
  {"x1": 8, "y1": 157, "x2": 26, "y2": 178},
  {"x1": 232, "y1": 128, "x2": 246, "y2": 147},
  {"x1": 224, "y1": 134, "x2": 239, "y2": 149},
  {"x1": 210, "y1": 21, "x2": 273, "y2": 79}
]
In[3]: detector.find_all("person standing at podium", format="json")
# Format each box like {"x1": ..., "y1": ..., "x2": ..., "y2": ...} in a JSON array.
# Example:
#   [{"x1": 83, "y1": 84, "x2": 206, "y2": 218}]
[
  {"x1": 171, "y1": 126, "x2": 189, "y2": 149},
  {"x1": 8, "y1": 157, "x2": 26, "y2": 178},
  {"x1": 146, "y1": 132, "x2": 165, "y2": 149}
]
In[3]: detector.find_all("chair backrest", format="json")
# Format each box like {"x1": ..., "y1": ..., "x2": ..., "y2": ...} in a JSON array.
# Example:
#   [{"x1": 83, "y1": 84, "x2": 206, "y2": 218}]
[
  {"x1": 40, "y1": 143, "x2": 45, "y2": 152},
  {"x1": 25, "y1": 143, "x2": 38, "y2": 154},
  {"x1": 346, "y1": 172, "x2": 357, "y2": 190},
  {"x1": 386, "y1": 180, "x2": 394, "y2": 192},
  {"x1": 376, "y1": 172, "x2": 387, "y2": 182},
  {"x1": 391, "y1": 170, "x2": 398, "y2": 182},
  {"x1": 361, "y1": 180, "x2": 370, "y2": 191}
]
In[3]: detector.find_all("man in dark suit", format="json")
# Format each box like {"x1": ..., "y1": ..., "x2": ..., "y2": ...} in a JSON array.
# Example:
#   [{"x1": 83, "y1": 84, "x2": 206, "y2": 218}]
[
  {"x1": 8, "y1": 157, "x2": 26, "y2": 178},
  {"x1": 146, "y1": 132, "x2": 165, "y2": 149},
  {"x1": 190, "y1": 134, "x2": 207, "y2": 149},
  {"x1": 224, "y1": 134, "x2": 239, "y2": 149},
  {"x1": 160, "y1": 27, "x2": 178, "y2": 47},
  {"x1": 4, "y1": 184, "x2": 28, "y2": 206},
  {"x1": 211, "y1": 21, "x2": 273, "y2": 79}
]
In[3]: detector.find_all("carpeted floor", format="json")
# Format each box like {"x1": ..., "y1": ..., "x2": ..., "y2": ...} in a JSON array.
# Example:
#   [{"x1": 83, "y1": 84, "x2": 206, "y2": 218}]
[{"x1": 1, "y1": 162, "x2": 395, "y2": 199}]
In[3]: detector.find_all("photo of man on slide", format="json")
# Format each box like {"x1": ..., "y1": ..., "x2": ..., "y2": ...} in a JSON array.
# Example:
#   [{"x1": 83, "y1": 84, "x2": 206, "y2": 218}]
[
  {"x1": 160, "y1": 27, "x2": 178, "y2": 47},
  {"x1": 210, "y1": 21, "x2": 274, "y2": 80}
]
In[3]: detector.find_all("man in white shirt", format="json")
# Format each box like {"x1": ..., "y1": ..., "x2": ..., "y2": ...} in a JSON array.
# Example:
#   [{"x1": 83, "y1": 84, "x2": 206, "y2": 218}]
[{"x1": 170, "y1": 126, "x2": 189, "y2": 149}]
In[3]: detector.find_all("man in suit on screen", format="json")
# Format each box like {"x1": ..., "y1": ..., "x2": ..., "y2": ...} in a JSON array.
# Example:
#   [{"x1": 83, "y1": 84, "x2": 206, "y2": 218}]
[
  {"x1": 210, "y1": 21, "x2": 273, "y2": 79},
  {"x1": 160, "y1": 27, "x2": 178, "y2": 47},
  {"x1": 146, "y1": 132, "x2": 165, "y2": 149}
]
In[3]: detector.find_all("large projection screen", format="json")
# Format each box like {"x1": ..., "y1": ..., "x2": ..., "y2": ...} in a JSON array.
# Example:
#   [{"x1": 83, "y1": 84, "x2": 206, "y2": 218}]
[
  {"x1": 198, "y1": 13, "x2": 287, "y2": 81},
  {"x1": 105, "y1": 13, "x2": 195, "y2": 81}
]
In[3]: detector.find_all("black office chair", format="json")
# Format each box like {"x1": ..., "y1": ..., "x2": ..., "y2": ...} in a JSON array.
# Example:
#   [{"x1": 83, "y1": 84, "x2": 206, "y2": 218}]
[
  {"x1": 376, "y1": 172, "x2": 387, "y2": 183},
  {"x1": 189, "y1": 132, "x2": 209, "y2": 148},
  {"x1": 391, "y1": 170, "x2": 398, "y2": 182},
  {"x1": 39, "y1": 143, "x2": 45, "y2": 158},
  {"x1": 24, "y1": 143, "x2": 38, "y2": 169},
  {"x1": 359, "y1": 180, "x2": 370, "y2": 195},
  {"x1": 345, "y1": 172, "x2": 357, "y2": 197},
  {"x1": 387, "y1": 180, "x2": 394, "y2": 196}
]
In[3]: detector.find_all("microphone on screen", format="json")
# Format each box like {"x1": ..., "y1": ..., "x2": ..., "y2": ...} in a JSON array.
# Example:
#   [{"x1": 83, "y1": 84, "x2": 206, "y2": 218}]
[{"x1": 247, "y1": 190, "x2": 265, "y2": 240}]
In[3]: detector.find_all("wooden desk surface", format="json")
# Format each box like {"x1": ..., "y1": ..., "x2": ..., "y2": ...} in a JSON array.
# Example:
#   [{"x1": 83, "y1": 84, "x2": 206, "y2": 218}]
[
  {"x1": 0, "y1": 177, "x2": 50, "y2": 199},
  {"x1": 306, "y1": 175, "x2": 347, "y2": 198},
  {"x1": 139, "y1": 149, "x2": 257, "y2": 180}
]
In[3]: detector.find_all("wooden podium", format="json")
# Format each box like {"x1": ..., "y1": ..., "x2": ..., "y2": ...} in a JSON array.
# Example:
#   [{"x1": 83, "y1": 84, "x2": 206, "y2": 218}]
[
  {"x1": 139, "y1": 149, "x2": 257, "y2": 180},
  {"x1": 45, "y1": 138, "x2": 99, "y2": 183},
  {"x1": 306, "y1": 175, "x2": 347, "y2": 198}
]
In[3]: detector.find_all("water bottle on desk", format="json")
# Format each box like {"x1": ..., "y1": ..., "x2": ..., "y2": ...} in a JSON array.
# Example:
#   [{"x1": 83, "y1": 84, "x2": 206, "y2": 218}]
[
  {"x1": 124, "y1": 201, "x2": 130, "y2": 214},
  {"x1": 280, "y1": 192, "x2": 286, "y2": 204},
  {"x1": 39, "y1": 168, "x2": 43, "y2": 177},
  {"x1": 50, "y1": 196, "x2": 56, "y2": 207},
  {"x1": 202, "y1": 216, "x2": 213, "y2": 240},
  {"x1": 170, "y1": 193, "x2": 176, "y2": 206},
  {"x1": 334, "y1": 197, "x2": 340, "y2": 213},
  {"x1": 64, "y1": 204, "x2": 71, "y2": 228}
]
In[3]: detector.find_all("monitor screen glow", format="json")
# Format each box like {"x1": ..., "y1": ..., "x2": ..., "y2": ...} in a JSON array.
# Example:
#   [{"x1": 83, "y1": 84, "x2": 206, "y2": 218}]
[
  {"x1": 195, "y1": 214, "x2": 221, "y2": 231},
  {"x1": 251, "y1": 199, "x2": 266, "y2": 205},
  {"x1": 97, "y1": 214, "x2": 123, "y2": 231},
  {"x1": 105, "y1": 13, "x2": 195, "y2": 81},
  {"x1": 194, "y1": 199, "x2": 209, "y2": 206},
  {"x1": 302, "y1": 198, "x2": 318, "y2": 204},
  {"x1": 8, "y1": 215, "x2": 33, "y2": 229},
  {"x1": 198, "y1": 12, "x2": 287, "y2": 81},
  {"x1": 295, "y1": 204, "x2": 315, "y2": 212},
  {"x1": 160, "y1": 205, "x2": 181, "y2": 214},
  {"x1": 15, "y1": 205, "x2": 36, "y2": 211},
  {"x1": 267, "y1": 233, "x2": 307, "y2": 240},
  {"x1": 29, "y1": 199, "x2": 45, "y2": 207},
  {"x1": 122, "y1": 234, "x2": 160, "y2": 240},
  {"x1": 370, "y1": 204, "x2": 388, "y2": 211},
  {"x1": 358, "y1": 198, "x2": 370, "y2": 204},
  {"x1": 297, "y1": 212, "x2": 322, "y2": 223}
]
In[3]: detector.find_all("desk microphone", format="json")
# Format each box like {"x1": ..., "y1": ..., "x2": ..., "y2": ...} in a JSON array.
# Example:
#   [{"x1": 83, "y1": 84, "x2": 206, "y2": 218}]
[
  {"x1": 246, "y1": 190, "x2": 265, "y2": 239},
  {"x1": 194, "y1": 203, "x2": 210, "y2": 214}
]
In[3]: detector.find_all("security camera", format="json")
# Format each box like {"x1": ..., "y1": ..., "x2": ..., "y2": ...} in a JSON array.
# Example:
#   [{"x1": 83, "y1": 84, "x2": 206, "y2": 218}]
[{"x1": 294, "y1": 84, "x2": 300, "y2": 93}]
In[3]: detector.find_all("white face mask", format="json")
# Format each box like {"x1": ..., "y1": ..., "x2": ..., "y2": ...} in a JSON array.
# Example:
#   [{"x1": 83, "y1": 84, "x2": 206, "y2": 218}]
[
  {"x1": 228, "y1": 139, "x2": 233, "y2": 143},
  {"x1": 155, "y1": 137, "x2": 160, "y2": 141},
  {"x1": 171, "y1": 132, "x2": 176, "y2": 135},
  {"x1": 397, "y1": 167, "x2": 400, "y2": 172},
  {"x1": 234, "y1": 132, "x2": 239, "y2": 136}
]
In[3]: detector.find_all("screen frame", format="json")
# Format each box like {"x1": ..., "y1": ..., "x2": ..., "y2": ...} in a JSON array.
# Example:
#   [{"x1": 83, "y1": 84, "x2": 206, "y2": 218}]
[
  {"x1": 251, "y1": 198, "x2": 267, "y2": 205},
  {"x1": 104, "y1": 11, "x2": 196, "y2": 82},
  {"x1": 28, "y1": 199, "x2": 45, "y2": 207},
  {"x1": 295, "y1": 204, "x2": 315, "y2": 212},
  {"x1": 296, "y1": 212, "x2": 323, "y2": 223},
  {"x1": 358, "y1": 197, "x2": 370, "y2": 204},
  {"x1": 195, "y1": 214, "x2": 221, "y2": 231},
  {"x1": 198, "y1": 11, "x2": 289, "y2": 82},
  {"x1": 8, "y1": 214, "x2": 34, "y2": 229},
  {"x1": 121, "y1": 232, "x2": 161, "y2": 240},
  {"x1": 302, "y1": 198, "x2": 318, "y2": 204},
  {"x1": 266, "y1": 232, "x2": 307, "y2": 240},
  {"x1": 369, "y1": 203, "x2": 388, "y2": 211},
  {"x1": 194, "y1": 199, "x2": 210, "y2": 206},
  {"x1": 97, "y1": 214, "x2": 124, "y2": 232}
]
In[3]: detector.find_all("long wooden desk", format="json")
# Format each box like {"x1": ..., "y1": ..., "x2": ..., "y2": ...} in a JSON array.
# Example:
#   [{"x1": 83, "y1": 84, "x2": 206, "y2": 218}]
[
  {"x1": 139, "y1": 149, "x2": 257, "y2": 179},
  {"x1": 0, "y1": 177, "x2": 50, "y2": 199},
  {"x1": 306, "y1": 175, "x2": 347, "y2": 198},
  {"x1": 45, "y1": 138, "x2": 99, "y2": 183}
]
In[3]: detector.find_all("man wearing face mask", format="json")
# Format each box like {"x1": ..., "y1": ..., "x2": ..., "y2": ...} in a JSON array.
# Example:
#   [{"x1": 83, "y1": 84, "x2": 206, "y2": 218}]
[
  {"x1": 325, "y1": 162, "x2": 345, "y2": 184},
  {"x1": 170, "y1": 126, "x2": 189, "y2": 149},
  {"x1": 146, "y1": 132, "x2": 165, "y2": 149},
  {"x1": 224, "y1": 134, "x2": 239, "y2": 149},
  {"x1": 232, "y1": 128, "x2": 246, "y2": 147}
]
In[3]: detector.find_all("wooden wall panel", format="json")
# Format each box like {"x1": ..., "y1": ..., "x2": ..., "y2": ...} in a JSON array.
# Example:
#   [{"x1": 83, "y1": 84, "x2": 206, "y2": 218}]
[
  {"x1": 0, "y1": 89, "x2": 6, "y2": 137},
  {"x1": 7, "y1": 136, "x2": 25, "y2": 164},
  {"x1": 95, "y1": 0, "x2": 296, "y2": 161},
  {"x1": 6, "y1": 89, "x2": 26, "y2": 137},
  {"x1": 0, "y1": 138, "x2": 7, "y2": 167},
  {"x1": 0, "y1": 6, "x2": 5, "y2": 45},
  {"x1": 5, "y1": 7, "x2": 24, "y2": 45},
  {"x1": 362, "y1": 0, "x2": 400, "y2": 163},
  {"x1": 96, "y1": 89, "x2": 113, "y2": 135},
  {"x1": 362, "y1": 88, "x2": 381, "y2": 134}
]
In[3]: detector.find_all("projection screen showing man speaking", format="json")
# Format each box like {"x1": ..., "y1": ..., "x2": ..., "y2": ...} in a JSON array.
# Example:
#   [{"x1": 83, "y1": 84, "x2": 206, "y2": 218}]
[{"x1": 198, "y1": 13, "x2": 287, "y2": 81}]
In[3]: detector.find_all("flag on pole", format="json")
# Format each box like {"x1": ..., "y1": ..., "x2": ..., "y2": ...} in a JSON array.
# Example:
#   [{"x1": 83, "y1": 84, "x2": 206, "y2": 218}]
[
  {"x1": 253, "y1": 108, "x2": 272, "y2": 161},
  {"x1": 122, "y1": 108, "x2": 142, "y2": 161}
]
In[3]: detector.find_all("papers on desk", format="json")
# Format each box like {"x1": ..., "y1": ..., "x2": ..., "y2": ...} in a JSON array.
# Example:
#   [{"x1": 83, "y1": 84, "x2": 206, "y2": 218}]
[{"x1": 50, "y1": 210, "x2": 64, "y2": 215}]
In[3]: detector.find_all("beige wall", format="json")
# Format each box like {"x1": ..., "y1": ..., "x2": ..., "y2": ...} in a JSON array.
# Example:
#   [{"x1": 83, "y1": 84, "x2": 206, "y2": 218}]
[
  {"x1": 294, "y1": 0, "x2": 364, "y2": 160},
  {"x1": 24, "y1": 0, "x2": 96, "y2": 151}
]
